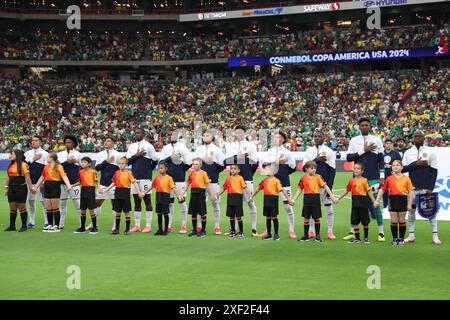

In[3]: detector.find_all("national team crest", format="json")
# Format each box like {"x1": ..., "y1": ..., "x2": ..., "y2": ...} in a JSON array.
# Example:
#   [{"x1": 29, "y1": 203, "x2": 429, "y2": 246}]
[{"x1": 416, "y1": 193, "x2": 439, "y2": 220}]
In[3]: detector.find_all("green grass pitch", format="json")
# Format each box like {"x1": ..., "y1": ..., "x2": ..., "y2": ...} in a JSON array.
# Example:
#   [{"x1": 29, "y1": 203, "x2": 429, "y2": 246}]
[{"x1": 0, "y1": 171, "x2": 449, "y2": 300}]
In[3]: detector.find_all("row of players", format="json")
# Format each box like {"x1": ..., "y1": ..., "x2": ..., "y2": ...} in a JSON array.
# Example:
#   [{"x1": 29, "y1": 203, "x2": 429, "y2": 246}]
[{"x1": 3, "y1": 119, "x2": 441, "y2": 244}]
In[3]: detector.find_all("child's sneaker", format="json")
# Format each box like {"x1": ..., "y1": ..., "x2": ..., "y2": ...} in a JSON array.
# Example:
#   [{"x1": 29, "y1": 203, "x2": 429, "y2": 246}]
[
  {"x1": 111, "y1": 229, "x2": 120, "y2": 235},
  {"x1": 298, "y1": 235, "x2": 310, "y2": 242},
  {"x1": 18, "y1": 226, "x2": 28, "y2": 232},
  {"x1": 130, "y1": 226, "x2": 141, "y2": 233},
  {"x1": 288, "y1": 231, "x2": 296, "y2": 240},
  {"x1": 262, "y1": 234, "x2": 273, "y2": 241},
  {"x1": 188, "y1": 230, "x2": 198, "y2": 237},
  {"x1": 348, "y1": 238, "x2": 361, "y2": 244},
  {"x1": 397, "y1": 239, "x2": 405, "y2": 246},
  {"x1": 314, "y1": 235, "x2": 323, "y2": 243},
  {"x1": 154, "y1": 230, "x2": 164, "y2": 236},
  {"x1": 224, "y1": 229, "x2": 233, "y2": 236},
  {"x1": 236, "y1": 232, "x2": 244, "y2": 238},
  {"x1": 89, "y1": 227, "x2": 98, "y2": 234},
  {"x1": 364, "y1": 238, "x2": 370, "y2": 245},
  {"x1": 258, "y1": 230, "x2": 268, "y2": 238},
  {"x1": 273, "y1": 234, "x2": 280, "y2": 241},
  {"x1": 124, "y1": 230, "x2": 132, "y2": 235},
  {"x1": 43, "y1": 224, "x2": 50, "y2": 232},
  {"x1": 343, "y1": 233, "x2": 355, "y2": 241},
  {"x1": 4, "y1": 226, "x2": 16, "y2": 232},
  {"x1": 197, "y1": 230, "x2": 206, "y2": 238},
  {"x1": 404, "y1": 234, "x2": 415, "y2": 243},
  {"x1": 179, "y1": 226, "x2": 187, "y2": 234},
  {"x1": 142, "y1": 226, "x2": 152, "y2": 233},
  {"x1": 327, "y1": 231, "x2": 336, "y2": 240},
  {"x1": 74, "y1": 227, "x2": 86, "y2": 234},
  {"x1": 391, "y1": 239, "x2": 398, "y2": 246},
  {"x1": 228, "y1": 231, "x2": 236, "y2": 238},
  {"x1": 433, "y1": 234, "x2": 442, "y2": 245},
  {"x1": 214, "y1": 227, "x2": 222, "y2": 235},
  {"x1": 52, "y1": 225, "x2": 61, "y2": 232}
]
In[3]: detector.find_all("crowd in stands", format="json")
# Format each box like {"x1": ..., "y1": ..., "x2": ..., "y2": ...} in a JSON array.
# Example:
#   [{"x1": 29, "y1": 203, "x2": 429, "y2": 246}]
[
  {"x1": 0, "y1": 67, "x2": 448, "y2": 153},
  {"x1": 0, "y1": 24, "x2": 447, "y2": 61}
]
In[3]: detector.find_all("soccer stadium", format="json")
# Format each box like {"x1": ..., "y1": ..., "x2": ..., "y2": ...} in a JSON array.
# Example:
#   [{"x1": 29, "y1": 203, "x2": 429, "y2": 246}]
[{"x1": 0, "y1": 0, "x2": 449, "y2": 303}]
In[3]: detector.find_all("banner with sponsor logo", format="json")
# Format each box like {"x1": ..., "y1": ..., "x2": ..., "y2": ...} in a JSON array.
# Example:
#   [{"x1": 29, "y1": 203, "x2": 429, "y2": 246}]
[
  {"x1": 228, "y1": 47, "x2": 450, "y2": 67},
  {"x1": 179, "y1": 0, "x2": 447, "y2": 22}
]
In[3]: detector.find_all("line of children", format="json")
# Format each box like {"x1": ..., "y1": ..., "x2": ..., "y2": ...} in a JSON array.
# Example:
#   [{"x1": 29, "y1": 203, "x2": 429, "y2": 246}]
[{"x1": 4, "y1": 154, "x2": 418, "y2": 246}]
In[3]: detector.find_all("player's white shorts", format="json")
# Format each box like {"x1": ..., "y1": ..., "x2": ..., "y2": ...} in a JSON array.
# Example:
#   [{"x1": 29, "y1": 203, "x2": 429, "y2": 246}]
[
  {"x1": 206, "y1": 183, "x2": 221, "y2": 204},
  {"x1": 61, "y1": 185, "x2": 81, "y2": 200},
  {"x1": 280, "y1": 186, "x2": 291, "y2": 202},
  {"x1": 320, "y1": 188, "x2": 333, "y2": 205},
  {"x1": 170, "y1": 182, "x2": 186, "y2": 200},
  {"x1": 131, "y1": 179, "x2": 152, "y2": 195},
  {"x1": 96, "y1": 185, "x2": 115, "y2": 200},
  {"x1": 243, "y1": 181, "x2": 254, "y2": 203},
  {"x1": 27, "y1": 184, "x2": 43, "y2": 201}
]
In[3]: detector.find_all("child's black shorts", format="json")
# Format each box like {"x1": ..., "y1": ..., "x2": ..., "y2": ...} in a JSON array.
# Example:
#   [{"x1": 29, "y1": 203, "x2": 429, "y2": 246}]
[
  {"x1": 156, "y1": 192, "x2": 170, "y2": 214},
  {"x1": 351, "y1": 207, "x2": 370, "y2": 225},
  {"x1": 302, "y1": 205, "x2": 322, "y2": 219},
  {"x1": 80, "y1": 197, "x2": 96, "y2": 210},
  {"x1": 113, "y1": 198, "x2": 131, "y2": 213},
  {"x1": 188, "y1": 192, "x2": 207, "y2": 216},
  {"x1": 44, "y1": 181, "x2": 61, "y2": 199},
  {"x1": 7, "y1": 177, "x2": 27, "y2": 203},
  {"x1": 389, "y1": 195, "x2": 408, "y2": 212},
  {"x1": 226, "y1": 205, "x2": 244, "y2": 217}
]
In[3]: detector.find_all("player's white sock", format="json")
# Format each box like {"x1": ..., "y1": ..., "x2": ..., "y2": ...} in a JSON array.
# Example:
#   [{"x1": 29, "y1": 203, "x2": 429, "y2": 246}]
[
  {"x1": 248, "y1": 200, "x2": 257, "y2": 230},
  {"x1": 60, "y1": 199, "x2": 68, "y2": 226},
  {"x1": 134, "y1": 211, "x2": 141, "y2": 227},
  {"x1": 430, "y1": 218, "x2": 438, "y2": 233},
  {"x1": 168, "y1": 203, "x2": 174, "y2": 227},
  {"x1": 28, "y1": 200, "x2": 36, "y2": 225},
  {"x1": 41, "y1": 201, "x2": 48, "y2": 225},
  {"x1": 378, "y1": 225, "x2": 384, "y2": 234},
  {"x1": 309, "y1": 217, "x2": 315, "y2": 233},
  {"x1": 325, "y1": 204, "x2": 334, "y2": 232},
  {"x1": 180, "y1": 202, "x2": 188, "y2": 227},
  {"x1": 94, "y1": 206, "x2": 101, "y2": 218},
  {"x1": 213, "y1": 202, "x2": 220, "y2": 228},
  {"x1": 408, "y1": 208, "x2": 416, "y2": 233},
  {"x1": 284, "y1": 203, "x2": 295, "y2": 232},
  {"x1": 146, "y1": 211, "x2": 153, "y2": 227}
]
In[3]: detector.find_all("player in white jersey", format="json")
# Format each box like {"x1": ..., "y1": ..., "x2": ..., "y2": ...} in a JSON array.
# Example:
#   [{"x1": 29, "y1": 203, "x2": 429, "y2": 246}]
[
  {"x1": 24, "y1": 136, "x2": 49, "y2": 229},
  {"x1": 224, "y1": 125, "x2": 259, "y2": 237},
  {"x1": 126, "y1": 128, "x2": 159, "y2": 233},
  {"x1": 57, "y1": 135, "x2": 82, "y2": 229},
  {"x1": 303, "y1": 131, "x2": 337, "y2": 240},
  {"x1": 160, "y1": 137, "x2": 193, "y2": 233},
  {"x1": 194, "y1": 131, "x2": 226, "y2": 234}
]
